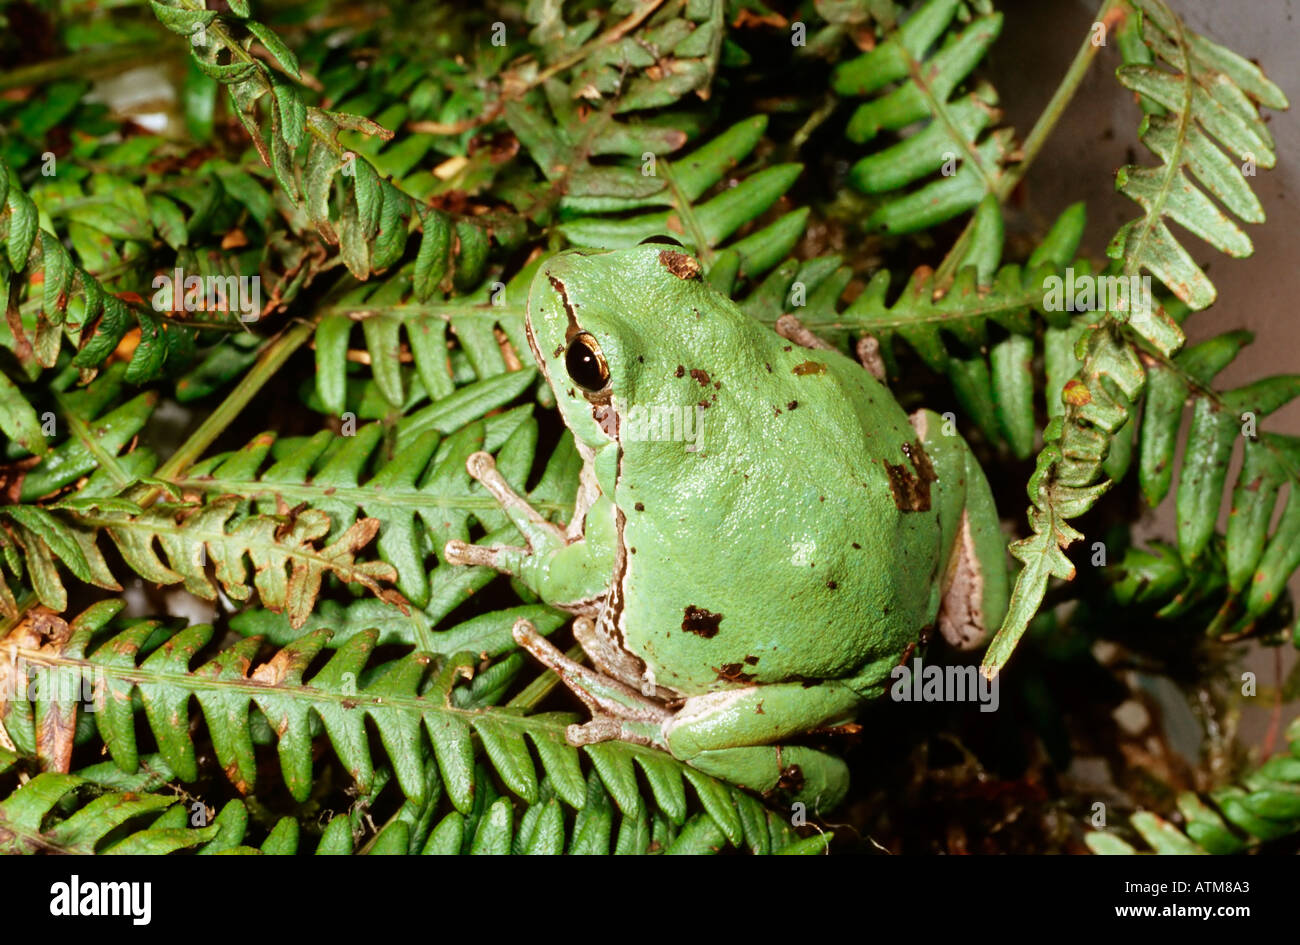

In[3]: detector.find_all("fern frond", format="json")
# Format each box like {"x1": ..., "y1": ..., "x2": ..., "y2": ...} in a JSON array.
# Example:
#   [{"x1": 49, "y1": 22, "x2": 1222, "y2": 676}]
[
  {"x1": 310, "y1": 257, "x2": 540, "y2": 414},
  {"x1": 0, "y1": 765, "x2": 822, "y2": 855},
  {"x1": 0, "y1": 484, "x2": 403, "y2": 623},
  {"x1": 1109, "y1": 0, "x2": 1289, "y2": 331},
  {"x1": 0, "y1": 78, "x2": 111, "y2": 170},
  {"x1": 1132, "y1": 337, "x2": 1300, "y2": 635},
  {"x1": 560, "y1": 116, "x2": 806, "y2": 281},
  {"x1": 174, "y1": 408, "x2": 569, "y2": 611},
  {"x1": 0, "y1": 773, "x2": 226, "y2": 854},
  {"x1": 503, "y1": 0, "x2": 724, "y2": 213},
  {"x1": 725, "y1": 197, "x2": 1085, "y2": 460},
  {"x1": 19, "y1": 364, "x2": 159, "y2": 499},
  {"x1": 832, "y1": 0, "x2": 1013, "y2": 233},
  {"x1": 147, "y1": 0, "x2": 498, "y2": 288},
  {"x1": 0, "y1": 601, "x2": 822, "y2": 853},
  {"x1": 1088, "y1": 715, "x2": 1300, "y2": 854},
  {"x1": 0, "y1": 159, "x2": 238, "y2": 383}
]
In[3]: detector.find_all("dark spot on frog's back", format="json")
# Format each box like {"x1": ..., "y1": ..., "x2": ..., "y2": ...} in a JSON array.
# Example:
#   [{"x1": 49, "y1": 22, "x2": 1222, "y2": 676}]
[
  {"x1": 690, "y1": 368, "x2": 710, "y2": 387},
  {"x1": 792, "y1": 360, "x2": 826, "y2": 376},
  {"x1": 675, "y1": 365, "x2": 685, "y2": 378},
  {"x1": 883, "y1": 439, "x2": 938, "y2": 512},
  {"x1": 658, "y1": 250, "x2": 702, "y2": 280},
  {"x1": 714, "y1": 663, "x2": 756, "y2": 683},
  {"x1": 682, "y1": 605, "x2": 723, "y2": 638}
]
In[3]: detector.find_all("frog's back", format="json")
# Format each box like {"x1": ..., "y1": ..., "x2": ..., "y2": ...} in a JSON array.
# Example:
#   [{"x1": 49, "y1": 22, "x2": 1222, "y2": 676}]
[{"x1": 614, "y1": 285, "x2": 944, "y2": 695}]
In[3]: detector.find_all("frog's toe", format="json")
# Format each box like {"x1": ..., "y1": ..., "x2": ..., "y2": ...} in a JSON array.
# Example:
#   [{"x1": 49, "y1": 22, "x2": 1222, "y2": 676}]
[
  {"x1": 465, "y1": 450, "x2": 496, "y2": 479},
  {"x1": 855, "y1": 334, "x2": 885, "y2": 381},
  {"x1": 566, "y1": 717, "x2": 662, "y2": 749},
  {"x1": 442, "y1": 539, "x2": 526, "y2": 571},
  {"x1": 565, "y1": 718, "x2": 622, "y2": 745},
  {"x1": 442, "y1": 539, "x2": 471, "y2": 564},
  {"x1": 774, "y1": 313, "x2": 834, "y2": 351}
]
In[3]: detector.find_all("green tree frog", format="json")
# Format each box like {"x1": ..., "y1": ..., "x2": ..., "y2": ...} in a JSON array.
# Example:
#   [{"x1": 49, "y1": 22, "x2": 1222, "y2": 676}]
[{"x1": 445, "y1": 244, "x2": 1009, "y2": 811}]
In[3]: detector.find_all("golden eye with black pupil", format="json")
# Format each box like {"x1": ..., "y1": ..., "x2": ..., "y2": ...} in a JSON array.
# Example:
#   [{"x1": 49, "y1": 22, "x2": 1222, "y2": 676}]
[{"x1": 565, "y1": 332, "x2": 609, "y2": 393}]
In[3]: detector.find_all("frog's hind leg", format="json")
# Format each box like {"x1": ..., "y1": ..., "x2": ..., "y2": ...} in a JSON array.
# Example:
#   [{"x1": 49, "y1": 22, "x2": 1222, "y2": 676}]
[
  {"x1": 512, "y1": 620, "x2": 670, "y2": 747},
  {"x1": 515, "y1": 618, "x2": 855, "y2": 812},
  {"x1": 908, "y1": 408, "x2": 1010, "y2": 649},
  {"x1": 663, "y1": 681, "x2": 862, "y2": 812},
  {"x1": 689, "y1": 745, "x2": 849, "y2": 814}
]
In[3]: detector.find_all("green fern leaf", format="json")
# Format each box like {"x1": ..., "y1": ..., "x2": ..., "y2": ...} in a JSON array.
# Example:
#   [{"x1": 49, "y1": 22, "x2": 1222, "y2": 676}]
[
  {"x1": 833, "y1": 0, "x2": 1013, "y2": 233},
  {"x1": 1107, "y1": 0, "x2": 1287, "y2": 350}
]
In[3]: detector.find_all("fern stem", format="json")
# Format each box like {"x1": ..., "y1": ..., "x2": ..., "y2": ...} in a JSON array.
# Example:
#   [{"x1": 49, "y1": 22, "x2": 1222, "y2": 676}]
[
  {"x1": 935, "y1": 0, "x2": 1124, "y2": 284},
  {"x1": 169, "y1": 476, "x2": 570, "y2": 515},
  {"x1": 150, "y1": 320, "x2": 315, "y2": 491},
  {"x1": 407, "y1": 0, "x2": 671, "y2": 136},
  {"x1": 901, "y1": 55, "x2": 998, "y2": 198},
  {"x1": 1117, "y1": 0, "x2": 1192, "y2": 283},
  {"x1": 658, "y1": 157, "x2": 714, "y2": 266},
  {"x1": 53, "y1": 391, "x2": 135, "y2": 492},
  {"x1": 1007, "y1": 0, "x2": 1127, "y2": 202}
]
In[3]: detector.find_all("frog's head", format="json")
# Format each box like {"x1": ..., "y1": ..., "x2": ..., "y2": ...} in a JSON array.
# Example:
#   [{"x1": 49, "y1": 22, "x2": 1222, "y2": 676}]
[{"x1": 526, "y1": 242, "x2": 736, "y2": 454}]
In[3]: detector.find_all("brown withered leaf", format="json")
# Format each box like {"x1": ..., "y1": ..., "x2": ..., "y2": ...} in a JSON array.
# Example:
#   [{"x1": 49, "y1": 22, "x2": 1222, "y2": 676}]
[
  {"x1": 0, "y1": 456, "x2": 43, "y2": 505},
  {"x1": 0, "y1": 606, "x2": 77, "y2": 772},
  {"x1": 284, "y1": 517, "x2": 407, "y2": 629}
]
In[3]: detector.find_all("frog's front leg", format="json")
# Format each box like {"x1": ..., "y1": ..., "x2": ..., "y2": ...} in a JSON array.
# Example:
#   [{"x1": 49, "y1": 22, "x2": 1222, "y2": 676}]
[
  {"x1": 443, "y1": 451, "x2": 614, "y2": 609},
  {"x1": 449, "y1": 451, "x2": 565, "y2": 555}
]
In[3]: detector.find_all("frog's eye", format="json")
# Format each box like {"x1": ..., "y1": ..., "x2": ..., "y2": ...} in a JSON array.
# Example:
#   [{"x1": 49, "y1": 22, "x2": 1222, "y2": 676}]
[{"x1": 565, "y1": 331, "x2": 610, "y2": 393}]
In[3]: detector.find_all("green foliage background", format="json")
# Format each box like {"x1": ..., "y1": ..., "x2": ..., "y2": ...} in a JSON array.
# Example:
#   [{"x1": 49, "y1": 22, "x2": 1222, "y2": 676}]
[{"x1": 0, "y1": 0, "x2": 1296, "y2": 854}]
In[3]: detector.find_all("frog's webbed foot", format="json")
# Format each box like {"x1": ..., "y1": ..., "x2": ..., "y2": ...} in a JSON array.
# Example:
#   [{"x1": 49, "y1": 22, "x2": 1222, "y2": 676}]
[
  {"x1": 774, "y1": 314, "x2": 835, "y2": 351},
  {"x1": 854, "y1": 334, "x2": 886, "y2": 382},
  {"x1": 512, "y1": 619, "x2": 670, "y2": 747},
  {"x1": 776, "y1": 314, "x2": 886, "y2": 383}
]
